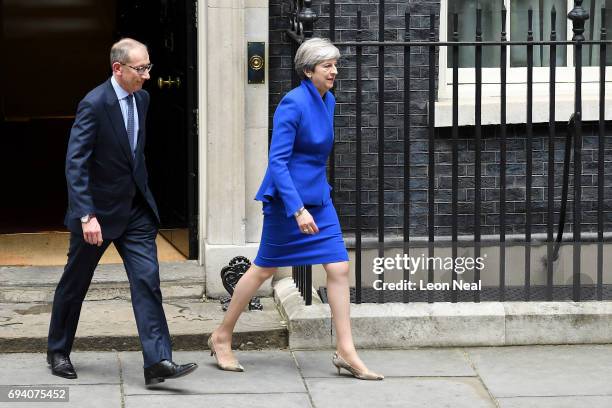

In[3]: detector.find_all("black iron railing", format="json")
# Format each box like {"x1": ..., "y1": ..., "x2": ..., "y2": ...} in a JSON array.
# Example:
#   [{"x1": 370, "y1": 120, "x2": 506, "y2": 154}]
[{"x1": 285, "y1": 0, "x2": 611, "y2": 305}]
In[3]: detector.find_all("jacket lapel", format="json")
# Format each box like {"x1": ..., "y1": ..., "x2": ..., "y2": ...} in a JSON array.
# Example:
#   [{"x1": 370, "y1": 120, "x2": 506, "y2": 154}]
[
  {"x1": 134, "y1": 91, "x2": 147, "y2": 161},
  {"x1": 103, "y1": 80, "x2": 134, "y2": 167},
  {"x1": 302, "y1": 80, "x2": 333, "y2": 130}
]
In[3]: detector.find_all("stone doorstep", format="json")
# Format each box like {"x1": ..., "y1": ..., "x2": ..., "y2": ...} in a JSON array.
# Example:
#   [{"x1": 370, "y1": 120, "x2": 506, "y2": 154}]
[
  {"x1": 1, "y1": 330, "x2": 289, "y2": 354},
  {"x1": 0, "y1": 261, "x2": 206, "y2": 302},
  {"x1": 0, "y1": 284, "x2": 205, "y2": 303},
  {"x1": 0, "y1": 298, "x2": 288, "y2": 353},
  {"x1": 273, "y1": 277, "x2": 612, "y2": 350}
]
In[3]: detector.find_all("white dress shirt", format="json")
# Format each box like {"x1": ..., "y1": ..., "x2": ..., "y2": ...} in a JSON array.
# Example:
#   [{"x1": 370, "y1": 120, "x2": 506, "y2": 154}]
[{"x1": 110, "y1": 76, "x2": 139, "y2": 149}]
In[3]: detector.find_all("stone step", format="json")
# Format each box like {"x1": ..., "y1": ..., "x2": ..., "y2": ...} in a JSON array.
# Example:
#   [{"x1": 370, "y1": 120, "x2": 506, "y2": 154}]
[
  {"x1": 0, "y1": 298, "x2": 287, "y2": 352},
  {"x1": 273, "y1": 277, "x2": 612, "y2": 349},
  {"x1": 0, "y1": 262, "x2": 205, "y2": 303}
]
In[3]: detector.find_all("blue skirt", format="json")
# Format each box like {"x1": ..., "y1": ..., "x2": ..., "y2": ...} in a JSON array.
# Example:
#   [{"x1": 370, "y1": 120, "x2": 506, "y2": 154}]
[{"x1": 254, "y1": 197, "x2": 349, "y2": 267}]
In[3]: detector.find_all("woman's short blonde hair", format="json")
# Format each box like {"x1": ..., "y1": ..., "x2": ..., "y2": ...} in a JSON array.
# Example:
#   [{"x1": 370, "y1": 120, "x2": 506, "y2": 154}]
[{"x1": 294, "y1": 37, "x2": 340, "y2": 80}]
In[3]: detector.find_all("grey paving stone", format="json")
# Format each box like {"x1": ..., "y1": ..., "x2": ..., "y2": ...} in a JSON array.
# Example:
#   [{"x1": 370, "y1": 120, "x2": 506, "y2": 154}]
[
  {"x1": 3, "y1": 384, "x2": 121, "y2": 408},
  {"x1": 497, "y1": 396, "x2": 612, "y2": 408},
  {"x1": 306, "y1": 377, "x2": 495, "y2": 408},
  {"x1": 125, "y1": 393, "x2": 312, "y2": 408},
  {"x1": 0, "y1": 352, "x2": 120, "y2": 385},
  {"x1": 120, "y1": 351, "x2": 306, "y2": 395},
  {"x1": 466, "y1": 345, "x2": 612, "y2": 397},
  {"x1": 293, "y1": 349, "x2": 476, "y2": 378}
]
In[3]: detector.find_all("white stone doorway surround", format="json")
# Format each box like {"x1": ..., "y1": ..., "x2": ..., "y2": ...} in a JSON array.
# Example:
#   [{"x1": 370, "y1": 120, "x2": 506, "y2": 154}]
[{"x1": 198, "y1": 0, "x2": 273, "y2": 297}]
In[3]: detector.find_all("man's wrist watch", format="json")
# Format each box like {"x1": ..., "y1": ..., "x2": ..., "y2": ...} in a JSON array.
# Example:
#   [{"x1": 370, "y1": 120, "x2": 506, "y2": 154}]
[
  {"x1": 294, "y1": 207, "x2": 305, "y2": 218},
  {"x1": 80, "y1": 214, "x2": 95, "y2": 223}
]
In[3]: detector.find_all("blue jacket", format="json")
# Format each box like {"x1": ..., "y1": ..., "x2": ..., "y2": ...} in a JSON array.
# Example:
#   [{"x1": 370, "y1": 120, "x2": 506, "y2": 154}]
[
  {"x1": 64, "y1": 79, "x2": 159, "y2": 239},
  {"x1": 255, "y1": 79, "x2": 335, "y2": 217}
]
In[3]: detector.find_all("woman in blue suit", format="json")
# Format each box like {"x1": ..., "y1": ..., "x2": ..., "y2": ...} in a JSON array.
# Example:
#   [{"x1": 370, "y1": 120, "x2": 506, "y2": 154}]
[{"x1": 208, "y1": 38, "x2": 383, "y2": 380}]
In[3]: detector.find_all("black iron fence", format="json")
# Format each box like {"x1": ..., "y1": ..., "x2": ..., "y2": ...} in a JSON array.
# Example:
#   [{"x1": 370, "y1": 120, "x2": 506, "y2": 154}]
[{"x1": 287, "y1": 0, "x2": 612, "y2": 304}]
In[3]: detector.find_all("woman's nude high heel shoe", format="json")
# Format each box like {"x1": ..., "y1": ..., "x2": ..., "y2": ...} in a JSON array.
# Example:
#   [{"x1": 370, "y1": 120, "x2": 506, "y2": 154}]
[
  {"x1": 332, "y1": 352, "x2": 384, "y2": 380},
  {"x1": 207, "y1": 335, "x2": 244, "y2": 372}
]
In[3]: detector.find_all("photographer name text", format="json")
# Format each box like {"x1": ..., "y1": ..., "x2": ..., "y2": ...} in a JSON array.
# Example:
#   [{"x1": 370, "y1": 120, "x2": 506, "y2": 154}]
[{"x1": 373, "y1": 279, "x2": 481, "y2": 291}]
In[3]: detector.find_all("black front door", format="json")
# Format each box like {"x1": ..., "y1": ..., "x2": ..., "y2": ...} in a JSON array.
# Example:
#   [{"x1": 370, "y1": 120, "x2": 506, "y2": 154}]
[
  {"x1": 0, "y1": 0, "x2": 117, "y2": 233},
  {"x1": 117, "y1": 0, "x2": 198, "y2": 259}
]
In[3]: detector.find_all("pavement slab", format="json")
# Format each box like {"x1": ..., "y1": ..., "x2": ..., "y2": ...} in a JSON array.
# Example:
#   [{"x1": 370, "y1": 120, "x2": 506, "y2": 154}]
[
  {"x1": 125, "y1": 393, "x2": 312, "y2": 408},
  {"x1": 465, "y1": 345, "x2": 612, "y2": 398},
  {"x1": 293, "y1": 349, "x2": 476, "y2": 378},
  {"x1": 496, "y1": 396, "x2": 612, "y2": 408},
  {"x1": 0, "y1": 352, "x2": 120, "y2": 386},
  {"x1": 305, "y1": 377, "x2": 495, "y2": 408},
  {"x1": 120, "y1": 351, "x2": 307, "y2": 396}
]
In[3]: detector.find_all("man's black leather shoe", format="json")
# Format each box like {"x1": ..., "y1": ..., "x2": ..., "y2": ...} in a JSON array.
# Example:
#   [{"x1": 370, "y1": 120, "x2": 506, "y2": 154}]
[
  {"x1": 47, "y1": 352, "x2": 77, "y2": 379},
  {"x1": 144, "y1": 360, "x2": 198, "y2": 386}
]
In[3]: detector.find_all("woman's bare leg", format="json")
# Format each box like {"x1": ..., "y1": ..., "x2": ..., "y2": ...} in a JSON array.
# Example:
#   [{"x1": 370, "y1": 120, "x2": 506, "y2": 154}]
[
  {"x1": 211, "y1": 265, "x2": 276, "y2": 366},
  {"x1": 323, "y1": 261, "x2": 368, "y2": 372}
]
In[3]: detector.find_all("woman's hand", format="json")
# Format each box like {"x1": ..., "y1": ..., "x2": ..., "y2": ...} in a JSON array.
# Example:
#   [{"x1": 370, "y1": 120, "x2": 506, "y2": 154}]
[{"x1": 296, "y1": 209, "x2": 319, "y2": 235}]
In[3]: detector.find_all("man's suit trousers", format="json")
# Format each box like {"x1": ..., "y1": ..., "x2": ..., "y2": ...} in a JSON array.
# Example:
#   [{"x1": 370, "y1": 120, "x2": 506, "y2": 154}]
[{"x1": 48, "y1": 195, "x2": 172, "y2": 368}]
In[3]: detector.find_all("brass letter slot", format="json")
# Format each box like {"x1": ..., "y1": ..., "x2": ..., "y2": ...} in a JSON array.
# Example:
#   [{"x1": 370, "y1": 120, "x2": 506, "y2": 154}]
[{"x1": 158, "y1": 76, "x2": 182, "y2": 90}]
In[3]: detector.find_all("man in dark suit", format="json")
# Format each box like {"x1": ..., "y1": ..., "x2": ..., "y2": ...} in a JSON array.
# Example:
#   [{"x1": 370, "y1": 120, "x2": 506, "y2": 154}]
[{"x1": 47, "y1": 38, "x2": 197, "y2": 386}]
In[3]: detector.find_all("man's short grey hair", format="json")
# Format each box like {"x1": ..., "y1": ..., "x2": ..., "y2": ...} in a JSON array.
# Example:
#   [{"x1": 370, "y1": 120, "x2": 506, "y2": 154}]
[
  {"x1": 294, "y1": 38, "x2": 340, "y2": 80},
  {"x1": 110, "y1": 38, "x2": 148, "y2": 67}
]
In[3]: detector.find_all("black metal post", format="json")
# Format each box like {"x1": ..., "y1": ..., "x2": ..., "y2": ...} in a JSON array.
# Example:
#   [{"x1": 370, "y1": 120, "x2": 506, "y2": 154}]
[
  {"x1": 451, "y1": 12, "x2": 459, "y2": 303},
  {"x1": 403, "y1": 9, "x2": 412, "y2": 304},
  {"x1": 474, "y1": 6, "x2": 482, "y2": 303},
  {"x1": 525, "y1": 7, "x2": 534, "y2": 301},
  {"x1": 329, "y1": 0, "x2": 336, "y2": 204},
  {"x1": 300, "y1": 0, "x2": 317, "y2": 39},
  {"x1": 377, "y1": 0, "x2": 385, "y2": 303},
  {"x1": 568, "y1": 0, "x2": 589, "y2": 302},
  {"x1": 291, "y1": 40, "x2": 299, "y2": 88},
  {"x1": 305, "y1": 265, "x2": 312, "y2": 305},
  {"x1": 329, "y1": 0, "x2": 335, "y2": 41},
  {"x1": 286, "y1": 0, "x2": 319, "y2": 44},
  {"x1": 427, "y1": 10, "x2": 436, "y2": 304},
  {"x1": 500, "y1": 4, "x2": 508, "y2": 302},
  {"x1": 547, "y1": 5, "x2": 557, "y2": 301},
  {"x1": 356, "y1": 9, "x2": 363, "y2": 304},
  {"x1": 597, "y1": 7, "x2": 606, "y2": 301},
  {"x1": 301, "y1": 266, "x2": 305, "y2": 300}
]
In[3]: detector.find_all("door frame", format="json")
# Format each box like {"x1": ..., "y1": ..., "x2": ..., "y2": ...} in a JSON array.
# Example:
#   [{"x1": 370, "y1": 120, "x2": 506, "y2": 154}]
[{"x1": 185, "y1": 0, "x2": 199, "y2": 259}]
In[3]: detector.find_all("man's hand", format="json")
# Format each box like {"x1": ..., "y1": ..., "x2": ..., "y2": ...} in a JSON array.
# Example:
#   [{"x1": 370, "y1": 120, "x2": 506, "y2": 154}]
[
  {"x1": 82, "y1": 217, "x2": 103, "y2": 246},
  {"x1": 296, "y1": 209, "x2": 319, "y2": 235}
]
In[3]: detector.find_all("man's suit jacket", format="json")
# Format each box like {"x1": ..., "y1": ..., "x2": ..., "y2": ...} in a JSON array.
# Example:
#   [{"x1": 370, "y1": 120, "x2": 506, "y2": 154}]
[
  {"x1": 255, "y1": 79, "x2": 335, "y2": 218},
  {"x1": 64, "y1": 79, "x2": 159, "y2": 239}
]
